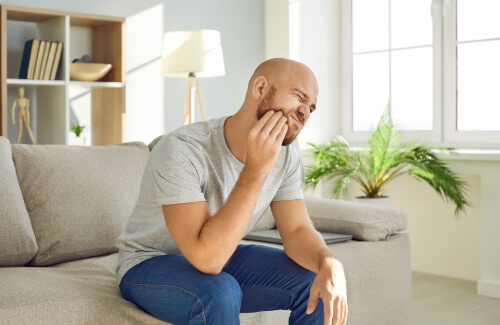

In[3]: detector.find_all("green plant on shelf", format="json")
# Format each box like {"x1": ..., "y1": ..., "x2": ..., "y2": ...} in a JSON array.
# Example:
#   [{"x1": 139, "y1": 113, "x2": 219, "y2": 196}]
[{"x1": 70, "y1": 123, "x2": 85, "y2": 137}]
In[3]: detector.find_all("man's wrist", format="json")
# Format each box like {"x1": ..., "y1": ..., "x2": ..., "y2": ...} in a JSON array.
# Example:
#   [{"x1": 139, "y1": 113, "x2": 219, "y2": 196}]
[
  {"x1": 319, "y1": 255, "x2": 343, "y2": 272},
  {"x1": 241, "y1": 164, "x2": 269, "y2": 181}
]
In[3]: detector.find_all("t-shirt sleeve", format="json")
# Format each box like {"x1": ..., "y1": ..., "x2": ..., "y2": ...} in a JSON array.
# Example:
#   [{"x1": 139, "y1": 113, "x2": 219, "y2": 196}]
[
  {"x1": 273, "y1": 145, "x2": 304, "y2": 201},
  {"x1": 150, "y1": 135, "x2": 206, "y2": 206}
]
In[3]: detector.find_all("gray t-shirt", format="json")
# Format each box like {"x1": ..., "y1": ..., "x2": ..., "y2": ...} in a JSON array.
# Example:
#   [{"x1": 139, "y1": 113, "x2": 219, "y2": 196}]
[{"x1": 116, "y1": 116, "x2": 304, "y2": 283}]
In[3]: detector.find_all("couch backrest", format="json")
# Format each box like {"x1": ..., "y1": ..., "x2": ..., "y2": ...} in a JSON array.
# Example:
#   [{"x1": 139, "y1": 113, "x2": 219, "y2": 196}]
[
  {"x1": 11, "y1": 141, "x2": 150, "y2": 266},
  {"x1": 0, "y1": 137, "x2": 38, "y2": 266}
]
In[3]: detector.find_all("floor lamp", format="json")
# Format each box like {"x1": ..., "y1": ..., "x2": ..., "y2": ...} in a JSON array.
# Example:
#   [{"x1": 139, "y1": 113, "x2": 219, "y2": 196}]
[{"x1": 162, "y1": 30, "x2": 225, "y2": 125}]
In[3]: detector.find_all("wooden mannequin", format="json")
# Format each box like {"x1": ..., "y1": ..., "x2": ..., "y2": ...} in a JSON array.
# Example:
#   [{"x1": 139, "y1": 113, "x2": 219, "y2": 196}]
[{"x1": 11, "y1": 87, "x2": 36, "y2": 144}]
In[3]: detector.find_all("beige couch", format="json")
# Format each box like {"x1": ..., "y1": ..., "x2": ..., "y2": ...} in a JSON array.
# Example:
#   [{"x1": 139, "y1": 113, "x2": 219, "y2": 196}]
[{"x1": 0, "y1": 136, "x2": 410, "y2": 324}]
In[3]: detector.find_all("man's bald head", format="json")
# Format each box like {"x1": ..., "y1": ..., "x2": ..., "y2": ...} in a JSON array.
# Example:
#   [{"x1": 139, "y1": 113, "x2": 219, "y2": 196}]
[{"x1": 247, "y1": 58, "x2": 317, "y2": 90}]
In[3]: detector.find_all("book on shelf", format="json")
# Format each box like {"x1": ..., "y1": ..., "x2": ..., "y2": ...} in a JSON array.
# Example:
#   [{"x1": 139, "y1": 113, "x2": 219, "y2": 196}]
[
  {"x1": 38, "y1": 40, "x2": 51, "y2": 80},
  {"x1": 18, "y1": 39, "x2": 40, "y2": 79},
  {"x1": 32, "y1": 40, "x2": 47, "y2": 80},
  {"x1": 43, "y1": 41, "x2": 58, "y2": 80},
  {"x1": 49, "y1": 41, "x2": 64, "y2": 80}
]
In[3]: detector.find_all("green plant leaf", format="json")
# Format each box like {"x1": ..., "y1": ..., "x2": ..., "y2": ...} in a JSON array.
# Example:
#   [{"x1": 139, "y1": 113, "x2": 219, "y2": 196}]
[
  {"x1": 304, "y1": 102, "x2": 471, "y2": 216},
  {"x1": 70, "y1": 123, "x2": 85, "y2": 137}
]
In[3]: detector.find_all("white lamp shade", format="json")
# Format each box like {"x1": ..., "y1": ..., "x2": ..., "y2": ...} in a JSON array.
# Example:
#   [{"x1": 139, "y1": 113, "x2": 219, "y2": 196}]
[{"x1": 162, "y1": 30, "x2": 225, "y2": 78}]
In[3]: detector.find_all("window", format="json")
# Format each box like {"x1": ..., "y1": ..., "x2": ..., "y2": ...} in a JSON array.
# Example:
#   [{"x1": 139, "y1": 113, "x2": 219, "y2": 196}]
[{"x1": 342, "y1": 0, "x2": 500, "y2": 148}]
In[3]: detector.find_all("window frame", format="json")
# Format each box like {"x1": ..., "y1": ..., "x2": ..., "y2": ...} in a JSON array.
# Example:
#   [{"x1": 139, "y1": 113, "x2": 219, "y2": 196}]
[
  {"x1": 442, "y1": 0, "x2": 500, "y2": 148},
  {"x1": 341, "y1": 0, "x2": 500, "y2": 149}
]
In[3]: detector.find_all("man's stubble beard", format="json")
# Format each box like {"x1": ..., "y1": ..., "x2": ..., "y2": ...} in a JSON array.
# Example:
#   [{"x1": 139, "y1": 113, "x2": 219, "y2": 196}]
[{"x1": 256, "y1": 86, "x2": 301, "y2": 146}]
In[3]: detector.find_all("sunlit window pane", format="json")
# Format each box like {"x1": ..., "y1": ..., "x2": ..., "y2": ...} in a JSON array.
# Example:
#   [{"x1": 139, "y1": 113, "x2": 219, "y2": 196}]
[
  {"x1": 352, "y1": 0, "x2": 389, "y2": 53},
  {"x1": 458, "y1": 0, "x2": 500, "y2": 42},
  {"x1": 391, "y1": 47, "x2": 433, "y2": 131},
  {"x1": 353, "y1": 52, "x2": 389, "y2": 131},
  {"x1": 391, "y1": 0, "x2": 433, "y2": 49},
  {"x1": 457, "y1": 41, "x2": 500, "y2": 131}
]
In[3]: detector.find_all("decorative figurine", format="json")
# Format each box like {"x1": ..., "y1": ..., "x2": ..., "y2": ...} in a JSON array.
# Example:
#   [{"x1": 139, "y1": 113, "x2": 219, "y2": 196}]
[{"x1": 11, "y1": 87, "x2": 36, "y2": 144}]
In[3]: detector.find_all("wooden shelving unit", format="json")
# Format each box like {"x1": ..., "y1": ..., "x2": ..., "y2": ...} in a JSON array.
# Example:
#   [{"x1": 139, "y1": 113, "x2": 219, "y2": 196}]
[{"x1": 0, "y1": 5, "x2": 125, "y2": 145}]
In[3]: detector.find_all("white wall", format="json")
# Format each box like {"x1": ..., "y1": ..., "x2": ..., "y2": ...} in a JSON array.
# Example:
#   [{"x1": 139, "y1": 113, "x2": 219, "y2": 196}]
[
  {"x1": 5, "y1": 0, "x2": 265, "y2": 144},
  {"x1": 265, "y1": 0, "x2": 341, "y2": 149}
]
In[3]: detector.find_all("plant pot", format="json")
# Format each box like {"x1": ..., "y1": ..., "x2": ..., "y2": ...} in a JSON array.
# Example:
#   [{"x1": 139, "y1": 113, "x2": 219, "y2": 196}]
[
  {"x1": 69, "y1": 136, "x2": 86, "y2": 146},
  {"x1": 354, "y1": 196, "x2": 390, "y2": 207}
]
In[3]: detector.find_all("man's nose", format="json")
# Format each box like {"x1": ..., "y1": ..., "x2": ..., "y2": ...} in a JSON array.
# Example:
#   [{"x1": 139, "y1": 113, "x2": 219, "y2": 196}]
[{"x1": 297, "y1": 105, "x2": 310, "y2": 121}]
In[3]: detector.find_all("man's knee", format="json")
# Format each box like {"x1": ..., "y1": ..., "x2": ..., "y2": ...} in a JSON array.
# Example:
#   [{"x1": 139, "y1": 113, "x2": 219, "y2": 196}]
[
  {"x1": 203, "y1": 272, "x2": 242, "y2": 308},
  {"x1": 198, "y1": 272, "x2": 242, "y2": 323}
]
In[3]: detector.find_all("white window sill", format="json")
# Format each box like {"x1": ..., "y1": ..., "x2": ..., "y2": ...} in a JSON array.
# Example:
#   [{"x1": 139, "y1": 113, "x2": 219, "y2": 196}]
[
  {"x1": 301, "y1": 148, "x2": 500, "y2": 162},
  {"x1": 438, "y1": 149, "x2": 500, "y2": 162}
]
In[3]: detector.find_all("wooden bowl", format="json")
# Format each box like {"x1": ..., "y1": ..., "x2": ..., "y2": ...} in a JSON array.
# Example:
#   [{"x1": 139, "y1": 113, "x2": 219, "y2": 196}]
[{"x1": 70, "y1": 63, "x2": 112, "y2": 81}]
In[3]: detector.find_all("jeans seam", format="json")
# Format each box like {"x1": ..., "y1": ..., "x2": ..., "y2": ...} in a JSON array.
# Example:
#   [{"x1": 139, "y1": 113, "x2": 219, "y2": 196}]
[{"x1": 123, "y1": 280, "x2": 207, "y2": 325}]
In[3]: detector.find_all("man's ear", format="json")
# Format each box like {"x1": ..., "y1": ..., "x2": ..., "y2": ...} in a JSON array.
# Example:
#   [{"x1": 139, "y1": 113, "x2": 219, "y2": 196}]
[{"x1": 251, "y1": 76, "x2": 268, "y2": 100}]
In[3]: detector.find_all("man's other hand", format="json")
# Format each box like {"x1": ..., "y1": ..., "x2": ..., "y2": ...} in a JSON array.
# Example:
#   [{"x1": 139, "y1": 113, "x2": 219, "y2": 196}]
[{"x1": 306, "y1": 258, "x2": 348, "y2": 325}]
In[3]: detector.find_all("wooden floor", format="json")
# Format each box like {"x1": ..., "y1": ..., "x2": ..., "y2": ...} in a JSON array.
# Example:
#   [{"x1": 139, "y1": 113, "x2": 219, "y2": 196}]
[{"x1": 411, "y1": 272, "x2": 500, "y2": 325}]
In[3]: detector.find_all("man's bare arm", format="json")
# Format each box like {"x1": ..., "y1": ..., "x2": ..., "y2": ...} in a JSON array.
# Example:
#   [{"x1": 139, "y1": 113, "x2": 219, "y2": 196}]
[
  {"x1": 163, "y1": 110, "x2": 288, "y2": 275},
  {"x1": 272, "y1": 199, "x2": 348, "y2": 325},
  {"x1": 271, "y1": 199, "x2": 332, "y2": 273}
]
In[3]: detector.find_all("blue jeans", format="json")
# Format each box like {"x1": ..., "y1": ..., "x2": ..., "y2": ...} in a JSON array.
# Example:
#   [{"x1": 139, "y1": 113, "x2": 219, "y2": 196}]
[{"x1": 119, "y1": 244, "x2": 324, "y2": 324}]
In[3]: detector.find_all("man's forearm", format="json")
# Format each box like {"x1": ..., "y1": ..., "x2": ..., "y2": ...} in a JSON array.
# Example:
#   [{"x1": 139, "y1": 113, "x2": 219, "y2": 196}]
[
  {"x1": 194, "y1": 166, "x2": 268, "y2": 273},
  {"x1": 283, "y1": 226, "x2": 337, "y2": 273}
]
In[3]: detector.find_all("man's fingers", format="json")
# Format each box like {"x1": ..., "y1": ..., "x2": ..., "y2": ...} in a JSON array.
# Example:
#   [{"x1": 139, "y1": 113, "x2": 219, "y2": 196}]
[
  {"x1": 272, "y1": 117, "x2": 288, "y2": 142},
  {"x1": 253, "y1": 110, "x2": 276, "y2": 132},
  {"x1": 340, "y1": 301, "x2": 348, "y2": 325},
  {"x1": 306, "y1": 293, "x2": 318, "y2": 315},
  {"x1": 260, "y1": 110, "x2": 284, "y2": 136},
  {"x1": 332, "y1": 297, "x2": 341, "y2": 325},
  {"x1": 323, "y1": 298, "x2": 334, "y2": 325},
  {"x1": 277, "y1": 123, "x2": 288, "y2": 143}
]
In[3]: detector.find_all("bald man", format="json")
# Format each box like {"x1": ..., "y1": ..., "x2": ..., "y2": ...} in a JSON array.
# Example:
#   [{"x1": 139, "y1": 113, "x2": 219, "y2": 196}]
[{"x1": 116, "y1": 58, "x2": 348, "y2": 325}]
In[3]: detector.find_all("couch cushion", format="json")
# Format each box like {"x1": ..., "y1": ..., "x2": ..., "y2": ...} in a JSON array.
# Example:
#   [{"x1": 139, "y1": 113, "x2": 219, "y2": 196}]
[
  {"x1": 0, "y1": 137, "x2": 38, "y2": 266},
  {"x1": 304, "y1": 195, "x2": 407, "y2": 241},
  {"x1": 0, "y1": 254, "x2": 165, "y2": 324},
  {"x1": 12, "y1": 142, "x2": 150, "y2": 266}
]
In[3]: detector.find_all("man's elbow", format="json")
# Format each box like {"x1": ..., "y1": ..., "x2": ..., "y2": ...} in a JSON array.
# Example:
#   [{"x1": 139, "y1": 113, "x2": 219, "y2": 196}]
[{"x1": 189, "y1": 255, "x2": 225, "y2": 275}]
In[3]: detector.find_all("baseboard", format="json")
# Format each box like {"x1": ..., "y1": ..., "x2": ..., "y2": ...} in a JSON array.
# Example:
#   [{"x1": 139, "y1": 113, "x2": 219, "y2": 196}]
[{"x1": 477, "y1": 279, "x2": 500, "y2": 298}]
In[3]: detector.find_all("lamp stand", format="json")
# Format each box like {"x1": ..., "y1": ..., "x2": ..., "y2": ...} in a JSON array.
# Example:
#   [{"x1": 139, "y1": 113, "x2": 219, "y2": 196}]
[{"x1": 184, "y1": 73, "x2": 205, "y2": 125}]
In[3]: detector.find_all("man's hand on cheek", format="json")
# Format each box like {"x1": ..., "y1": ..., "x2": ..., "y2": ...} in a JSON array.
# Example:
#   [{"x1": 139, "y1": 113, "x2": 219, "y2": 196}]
[{"x1": 246, "y1": 110, "x2": 288, "y2": 174}]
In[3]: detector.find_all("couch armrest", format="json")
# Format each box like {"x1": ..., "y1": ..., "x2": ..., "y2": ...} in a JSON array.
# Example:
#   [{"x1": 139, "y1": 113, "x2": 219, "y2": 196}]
[{"x1": 304, "y1": 195, "x2": 407, "y2": 241}]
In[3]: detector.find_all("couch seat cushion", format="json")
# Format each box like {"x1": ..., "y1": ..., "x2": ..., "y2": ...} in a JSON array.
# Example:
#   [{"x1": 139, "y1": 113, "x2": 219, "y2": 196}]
[{"x1": 0, "y1": 254, "x2": 165, "y2": 324}]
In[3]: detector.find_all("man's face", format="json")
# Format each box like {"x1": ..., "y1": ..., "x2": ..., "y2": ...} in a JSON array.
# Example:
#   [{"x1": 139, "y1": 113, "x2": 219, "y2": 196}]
[{"x1": 256, "y1": 84, "x2": 315, "y2": 146}]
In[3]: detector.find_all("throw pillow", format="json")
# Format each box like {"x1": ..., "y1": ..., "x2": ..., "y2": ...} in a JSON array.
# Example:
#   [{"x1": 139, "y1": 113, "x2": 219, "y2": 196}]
[
  {"x1": 12, "y1": 142, "x2": 150, "y2": 266},
  {"x1": 304, "y1": 195, "x2": 407, "y2": 241},
  {"x1": 0, "y1": 136, "x2": 38, "y2": 266}
]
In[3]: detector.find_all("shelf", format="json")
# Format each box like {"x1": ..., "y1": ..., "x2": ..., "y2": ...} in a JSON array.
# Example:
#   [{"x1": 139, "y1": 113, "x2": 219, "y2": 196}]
[
  {"x1": 1, "y1": 5, "x2": 125, "y2": 145},
  {"x1": 7, "y1": 79, "x2": 66, "y2": 86},
  {"x1": 69, "y1": 81, "x2": 123, "y2": 88},
  {"x1": 7, "y1": 79, "x2": 123, "y2": 88}
]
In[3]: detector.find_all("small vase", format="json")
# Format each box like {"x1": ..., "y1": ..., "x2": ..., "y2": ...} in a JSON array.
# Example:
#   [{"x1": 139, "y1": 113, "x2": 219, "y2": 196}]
[
  {"x1": 69, "y1": 136, "x2": 86, "y2": 146},
  {"x1": 354, "y1": 196, "x2": 390, "y2": 207}
]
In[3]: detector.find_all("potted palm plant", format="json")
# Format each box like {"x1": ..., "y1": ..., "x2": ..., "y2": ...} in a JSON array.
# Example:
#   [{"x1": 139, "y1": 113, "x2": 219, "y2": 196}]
[
  {"x1": 69, "y1": 123, "x2": 86, "y2": 146},
  {"x1": 304, "y1": 106, "x2": 470, "y2": 216}
]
